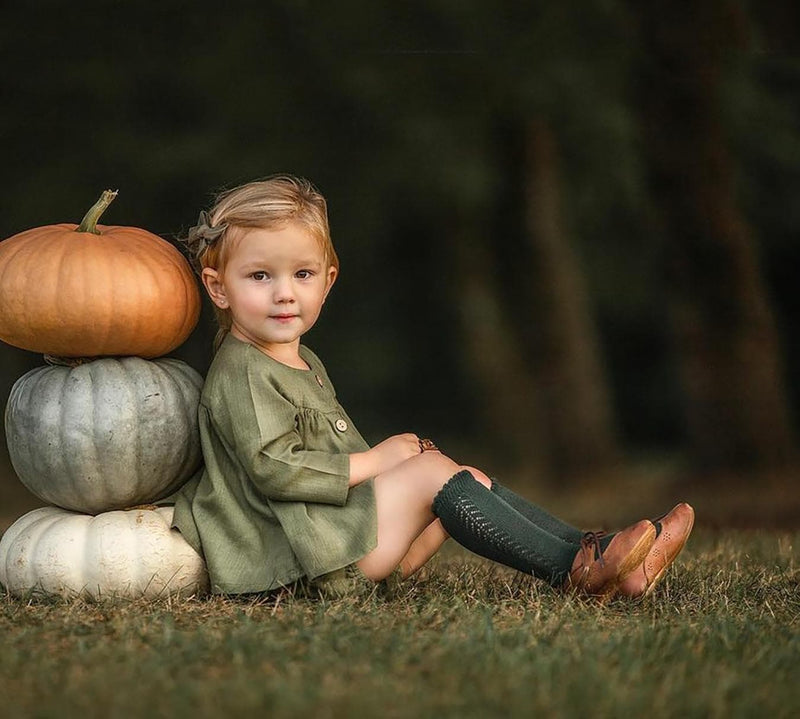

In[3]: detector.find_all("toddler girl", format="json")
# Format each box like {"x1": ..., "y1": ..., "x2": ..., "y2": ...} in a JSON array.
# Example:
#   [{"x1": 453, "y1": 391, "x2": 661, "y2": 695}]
[{"x1": 172, "y1": 175, "x2": 694, "y2": 601}]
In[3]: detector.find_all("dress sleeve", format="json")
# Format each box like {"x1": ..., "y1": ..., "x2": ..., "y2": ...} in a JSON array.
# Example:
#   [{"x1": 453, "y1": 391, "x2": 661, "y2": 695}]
[{"x1": 221, "y1": 357, "x2": 352, "y2": 506}]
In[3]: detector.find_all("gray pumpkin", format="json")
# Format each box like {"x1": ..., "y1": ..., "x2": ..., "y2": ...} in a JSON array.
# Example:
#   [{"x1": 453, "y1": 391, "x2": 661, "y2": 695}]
[{"x1": 5, "y1": 357, "x2": 203, "y2": 513}]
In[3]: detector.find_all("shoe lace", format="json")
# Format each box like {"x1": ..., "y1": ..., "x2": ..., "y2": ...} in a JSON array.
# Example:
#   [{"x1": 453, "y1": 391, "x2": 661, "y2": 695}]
[{"x1": 579, "y1": 531, "x2": 608, "y2": 568}]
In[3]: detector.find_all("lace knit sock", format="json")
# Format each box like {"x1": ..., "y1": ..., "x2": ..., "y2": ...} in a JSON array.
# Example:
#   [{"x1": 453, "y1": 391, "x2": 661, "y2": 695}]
[
  {"x1": 490, "y1": 479, "x2": 583, "y2": 544},
  {"x1": 432, "y1": 470, "x2": 579, "y2": 585},
  {"x1": 490, "y1": 479, "x2": 615, "y2": 551}
]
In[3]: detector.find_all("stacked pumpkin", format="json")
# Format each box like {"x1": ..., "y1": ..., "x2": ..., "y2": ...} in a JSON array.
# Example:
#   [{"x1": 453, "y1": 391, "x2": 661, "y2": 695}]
[{"x1": 0, "y1": 191, "x2": 209, "y2": 599}]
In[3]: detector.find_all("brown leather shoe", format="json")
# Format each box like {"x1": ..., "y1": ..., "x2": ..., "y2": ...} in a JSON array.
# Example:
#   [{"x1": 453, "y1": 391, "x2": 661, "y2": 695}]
[
  {"x1": 617, "y1": 503, "x2": 695, "y2": 599},
  {"x1": 565, "y1": 519, "x2": 656, "y2": 601}
]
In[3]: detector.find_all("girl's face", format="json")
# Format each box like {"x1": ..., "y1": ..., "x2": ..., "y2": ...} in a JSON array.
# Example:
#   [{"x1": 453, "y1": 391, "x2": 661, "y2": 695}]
[{"x1": 202, "y1": 223, "x2": 337, "y2": 364}]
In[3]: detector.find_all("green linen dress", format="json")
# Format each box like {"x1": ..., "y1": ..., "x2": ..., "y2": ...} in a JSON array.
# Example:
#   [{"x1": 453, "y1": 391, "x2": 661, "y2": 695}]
[{"x1": 172, "y1": 333, "x2": 377, "y2": 594}]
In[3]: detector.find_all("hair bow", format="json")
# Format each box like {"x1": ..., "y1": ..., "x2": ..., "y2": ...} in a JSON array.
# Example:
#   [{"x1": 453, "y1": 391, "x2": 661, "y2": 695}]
[{"x1": 187, "y1": 210, "x2": 228, "y2": 249}]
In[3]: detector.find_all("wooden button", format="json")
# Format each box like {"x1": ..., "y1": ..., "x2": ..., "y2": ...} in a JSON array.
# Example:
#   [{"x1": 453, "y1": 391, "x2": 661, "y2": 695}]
[
  {"x1": 335, "y1": 419, "x2": 348, "y2": 432},
  {"x1": 315, "y1": 374, "x2": 324, "y2": 388}
]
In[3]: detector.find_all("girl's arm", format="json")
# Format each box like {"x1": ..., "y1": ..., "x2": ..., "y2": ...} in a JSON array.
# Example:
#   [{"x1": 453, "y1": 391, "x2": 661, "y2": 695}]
[
  {"x1": 218, "y1": 363, "x2": 356, "y2": 506},
  {"x1": 218, "y1": 405, "x2": 353, "y2": 505},
  {"x1": 218, "y1": 351, "x2": 421, "y2": 502},
  {"x1": 348, "y1": 433, "x2": 422, "y2": 486}
]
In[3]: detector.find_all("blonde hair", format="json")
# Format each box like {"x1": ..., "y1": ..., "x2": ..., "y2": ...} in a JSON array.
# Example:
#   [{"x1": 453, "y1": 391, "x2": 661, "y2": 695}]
[{"x1": 184, "y1": 174, "x2": 339, "y2": 350}]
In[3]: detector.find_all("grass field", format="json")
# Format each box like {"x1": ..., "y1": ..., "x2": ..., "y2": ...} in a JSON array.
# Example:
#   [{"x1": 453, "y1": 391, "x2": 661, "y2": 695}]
[{"x1": 2, "y1": 529, "x2": 799, "y2": 719}]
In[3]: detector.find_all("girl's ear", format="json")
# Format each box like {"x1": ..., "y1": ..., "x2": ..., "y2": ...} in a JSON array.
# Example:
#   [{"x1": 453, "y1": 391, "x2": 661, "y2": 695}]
[
  {"x1": 322, "y1": 265, "x2": 338, "y2": 302},
  {"x1": 201, "y1": 267, "x2": 229, "y2": 308}
]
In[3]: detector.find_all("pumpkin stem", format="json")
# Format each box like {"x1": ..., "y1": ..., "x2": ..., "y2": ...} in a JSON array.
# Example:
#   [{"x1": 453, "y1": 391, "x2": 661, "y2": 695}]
[{"x1": 76, "y1": 189, "x2": 119, "y2": 234}]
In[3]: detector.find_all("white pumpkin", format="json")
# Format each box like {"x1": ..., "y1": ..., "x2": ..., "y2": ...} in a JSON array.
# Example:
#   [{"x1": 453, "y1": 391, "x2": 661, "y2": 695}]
[
  {"x1": 5, "y1": 357, "x2": 203, "y2": 513},
  {"x1": 0, "y1": 505, "x2": 208, "y2": 599}
]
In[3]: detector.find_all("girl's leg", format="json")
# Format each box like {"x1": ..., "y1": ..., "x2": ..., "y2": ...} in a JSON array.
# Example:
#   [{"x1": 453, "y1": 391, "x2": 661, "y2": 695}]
[
  {"x1": 358, "y1": 453, "x2": 590, "y2": 586},
  {"x1": 358, "y1": 456, "x2": 655, "y2": 600},
  {"x1": 398, "y1": 519, "x2": 448, "y2": 577},
  {"x1": 477, "y1": 473, "x2": 690, "y2": 598},
  {"x1": 432, "y1": 470, "x2": 656, "y2": 599},
  {"x1": 356, "y1": 452, "x2": 492, "y2": 581},
  {"x1": 485, "y1": 474, "x2": 617, "y2": 551},
  {"x1": 488, "y1": 479, "x2": 584, "y2": 545},
  {"x1": 395, "y1": 467, "x2": 499, "y2": 578},
  {"x1": 431, "y1": 470, "x2": 585, "y2": 584}
]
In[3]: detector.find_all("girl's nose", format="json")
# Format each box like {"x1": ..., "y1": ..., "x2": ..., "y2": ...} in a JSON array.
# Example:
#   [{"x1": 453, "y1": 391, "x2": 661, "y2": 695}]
[{"x1": 273, "y1": 277, "x2": 295, "y2": 303}]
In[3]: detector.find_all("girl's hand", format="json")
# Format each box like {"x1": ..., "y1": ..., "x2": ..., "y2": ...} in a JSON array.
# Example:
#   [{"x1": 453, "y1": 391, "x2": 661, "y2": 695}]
[
  {"x1": 349, "y1": 433, "x2": 425, "y2": 485},
  {"x1": 372, "y1": 433, "x2": 423, "y2": 472}
]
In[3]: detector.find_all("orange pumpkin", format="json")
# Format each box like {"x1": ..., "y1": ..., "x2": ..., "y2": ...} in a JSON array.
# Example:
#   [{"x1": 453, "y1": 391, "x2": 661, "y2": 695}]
[{"x1": 0, "y1": 190, "x2": 200, "y2": 358}]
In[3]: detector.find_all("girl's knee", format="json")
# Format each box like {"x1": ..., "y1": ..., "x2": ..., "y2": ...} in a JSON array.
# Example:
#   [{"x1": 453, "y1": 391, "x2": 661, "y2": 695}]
[
  {"x1": 415, "y1": 451, "x2": 460, "y2": 479},
  {"x1": 408, "y1": 454, "x2": 491, "y2": 490},
  {"x1": 458, "y1": 465, "x2": 492, "y2": 488}
]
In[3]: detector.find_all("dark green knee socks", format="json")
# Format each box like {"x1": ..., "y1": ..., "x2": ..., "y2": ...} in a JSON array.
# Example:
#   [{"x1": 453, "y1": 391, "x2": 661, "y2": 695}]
[
  {"x1": 490, "y1": 478, "x2": 615, "y2": 551},
  {"x1": 490, "y1": 479, "x2": 583, "y2": 544},
  {"x1": 433, "y1": 470, "x2": 580, "y2": 585}
]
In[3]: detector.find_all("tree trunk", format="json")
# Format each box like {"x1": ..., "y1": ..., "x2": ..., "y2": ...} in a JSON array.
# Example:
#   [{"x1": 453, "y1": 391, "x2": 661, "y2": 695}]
[
  {"x1": 635, "y1": 0, "x2": 797, "y2": 472},
  {"x1": 451, "y1": 218, "x2": 550, "y2": 480},
  {"x1": 520, "y1": 118, "x2": 621, "y2": 481}
]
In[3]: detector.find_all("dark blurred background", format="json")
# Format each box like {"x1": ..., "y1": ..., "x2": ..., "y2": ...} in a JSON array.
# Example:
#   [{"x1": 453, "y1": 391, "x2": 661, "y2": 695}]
[{"x1": 2, "y1": 1, "x2": 799, "y2": 529}]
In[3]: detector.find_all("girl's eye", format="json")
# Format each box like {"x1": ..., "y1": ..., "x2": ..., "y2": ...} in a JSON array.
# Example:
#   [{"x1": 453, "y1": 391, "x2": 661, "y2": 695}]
[
  {"x1": 296, "y1": 270, "x2": 313, "y2": 279},
  {"x1": 251, "y1": 271, "x2": 269, "y2": 281}
]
